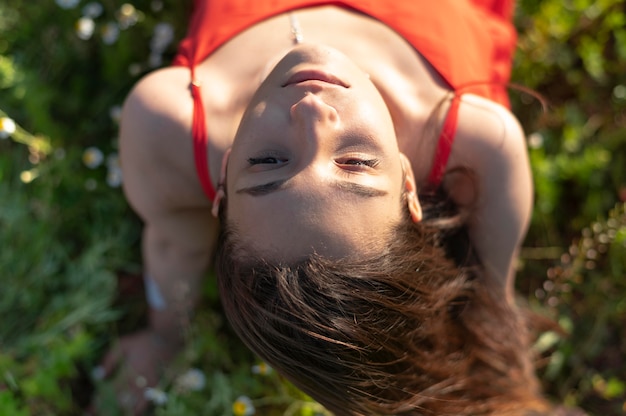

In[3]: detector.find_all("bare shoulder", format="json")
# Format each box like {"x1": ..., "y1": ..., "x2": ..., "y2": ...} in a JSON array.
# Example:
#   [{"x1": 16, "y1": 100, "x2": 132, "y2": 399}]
[
  {"x1": 121, "y1": 67, "x2": 220, "y2": 262},
  {"x1": 455, "y1": 94, "x2": 525, "y2": 156},
  {"x1": 119, "y1": 66, "x2": 210, "y2": 220},
  {"x1": 447, "y1": 94, "x2": 529, "y2": 195},
  {"x1": 123, "y1": 66, "x2": 194, "y2": 132},
  {"x1": 445, "y1": 94, "x2": 533, "y2": 294}
]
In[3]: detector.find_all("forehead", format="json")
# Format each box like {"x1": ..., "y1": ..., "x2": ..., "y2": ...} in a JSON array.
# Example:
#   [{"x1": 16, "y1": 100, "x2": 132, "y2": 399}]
[{"x1": 227, "y1": 187, "x2": 402, "y2": 261}]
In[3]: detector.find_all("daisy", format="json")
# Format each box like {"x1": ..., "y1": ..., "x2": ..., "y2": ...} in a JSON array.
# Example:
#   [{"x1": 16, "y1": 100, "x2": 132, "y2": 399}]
[
  {"x1": 83, "y1": 147, "x2": 104, "y2": 169},
  {"x1": 232, "y1": 395, "x2": 255, "y2": 416},
  {"x1": 0, "y1": 117, "x2": 16, "y2": 139}
]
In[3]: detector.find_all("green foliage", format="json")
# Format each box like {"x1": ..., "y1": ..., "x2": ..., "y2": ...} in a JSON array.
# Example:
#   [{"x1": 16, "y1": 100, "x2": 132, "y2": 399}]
[
  {"x1": 90, "y1": 299, "x2": 330, "y2": 416},
  {"x1": 0, "y1": 0, "x2": 624, "y2": 414},
  {"x1": 527, "y1": 204, "x2": 626, "y2": 414},
  {"x1": 513, "y1": 0, "x2": 626, "y2": 414}
]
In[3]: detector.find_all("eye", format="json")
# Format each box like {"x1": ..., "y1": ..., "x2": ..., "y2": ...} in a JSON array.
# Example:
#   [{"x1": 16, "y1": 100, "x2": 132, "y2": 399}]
[
  {"x1": 248, "y1": 156, "x2": 288, "y2": 165},
  {"x1": 337, "y1": 158, "x2": 380, "y2": 168}
]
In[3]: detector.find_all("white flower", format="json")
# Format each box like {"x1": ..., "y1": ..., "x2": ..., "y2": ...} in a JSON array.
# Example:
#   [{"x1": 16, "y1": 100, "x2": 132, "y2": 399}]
[
  {"x1": 82, "y1": 2, "x2": 104, "y2": 18},
  {"x1": 106, "y1": 166, "x2": 123, "y2": 187},
  {"x1": 76, "y1": 17, "x2": 96, "y2": 40},
  {"x1": 109, "y1": 105, "x2": 122, "y2": 124},
  {"x1": 144, "y1": 387, "x2": 168, "y2": 406},
  {"x1": 106, "y1": 153, "x2": 122, "y2": 187},
  {"x1": 116, "y1": 3, "x2": 140, "y2": 29},
  {"x1": 83, "y1": 146, "x2": 104, "y2": 168},
  {"x1": 20, "y1": 169, "x2": 39, "y2": 184},
  {"x1": 101, "y1": 22, "x2": 120, "y2": 45},
  {"x1": 251, "y1": 362, "x2": 273, "y2": 375},
  {"x1": 56, "y1": 0, "x2": 80, "y2": 9},
  {"x1": 232, "y1": 396, "x2": 255, "y2": 416},
  {"x1": 174, "y1": 368, "x2": 206, "y2": 392},
  {"x1": 528, "y1": 132, "x2": 544, "y2": 149},
  {"x1": 0, "y1": 117, "x2": 16, "y2": 139},
  {"x1": 150, "y1": 22, "x2": 174, "y2": 53}
]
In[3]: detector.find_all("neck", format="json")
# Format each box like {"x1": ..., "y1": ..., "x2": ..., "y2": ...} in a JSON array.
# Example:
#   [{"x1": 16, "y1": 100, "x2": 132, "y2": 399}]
[{"x1": 202, "y1": 7, "x2": 452, "y2": 187}]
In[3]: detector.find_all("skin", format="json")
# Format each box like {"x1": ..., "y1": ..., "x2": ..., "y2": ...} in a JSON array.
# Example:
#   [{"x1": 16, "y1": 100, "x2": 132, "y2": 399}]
[
  {"x1": 224, "y1": 44, "x2": 421, "y2": 261},
  {"x1": 101, "y1": 6, "x2": 533, "y2": 415}
]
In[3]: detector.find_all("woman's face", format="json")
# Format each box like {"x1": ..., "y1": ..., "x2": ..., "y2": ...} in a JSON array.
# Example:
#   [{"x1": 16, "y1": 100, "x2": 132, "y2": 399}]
[{"x1": 225, "y1": 44, "x2": 417, "y2": 261}]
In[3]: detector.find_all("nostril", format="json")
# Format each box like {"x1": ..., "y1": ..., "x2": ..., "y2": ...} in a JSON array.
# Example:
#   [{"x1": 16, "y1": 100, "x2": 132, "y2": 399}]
[{"x1": 290, "y1": 94, "x2": 339, "y2": 124}]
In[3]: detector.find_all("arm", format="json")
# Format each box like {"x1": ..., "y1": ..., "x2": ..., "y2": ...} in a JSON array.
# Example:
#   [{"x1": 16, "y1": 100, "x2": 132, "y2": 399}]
[
  {"x1": 97, "y1": 68, "x2": 218, "y2": 414},
  {"x1": 445, "y1": 95, "x2": 533, "y2": 303},
  {"x1": 141, "y1": 211, "x2": 217, "y2": 345},
  {"x1": 120, "y1": 66, "x2": 218, "y2": 345}
]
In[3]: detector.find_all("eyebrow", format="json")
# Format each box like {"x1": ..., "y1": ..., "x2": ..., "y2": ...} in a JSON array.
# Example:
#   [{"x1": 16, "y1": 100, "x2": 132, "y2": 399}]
[{"x1": 236, "y1": 179, "x2": 388, "y2": 198}]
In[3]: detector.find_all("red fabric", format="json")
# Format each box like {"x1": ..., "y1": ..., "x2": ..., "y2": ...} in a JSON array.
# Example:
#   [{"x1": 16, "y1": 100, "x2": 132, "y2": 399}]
[
  {"x1": 172, "y1": 0, "x2": 517, "y2": 196},
  {"x1": 428, "y1": 95, "x2": 462, "y2": 186},
  {"x1": 190, "y1": 76, "x2": 213, "y2": 200}
]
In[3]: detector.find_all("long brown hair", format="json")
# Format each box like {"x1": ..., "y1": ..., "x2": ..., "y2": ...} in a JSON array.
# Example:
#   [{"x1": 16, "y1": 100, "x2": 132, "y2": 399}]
[{"x1": 215, "y1": 192, "x2": 551, "y2": 415}]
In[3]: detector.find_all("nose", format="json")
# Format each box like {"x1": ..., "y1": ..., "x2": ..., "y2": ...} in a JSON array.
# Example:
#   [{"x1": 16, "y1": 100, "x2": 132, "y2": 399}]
[{"x1": 290, "y1": 93, "x2": 339, "y2": 129}]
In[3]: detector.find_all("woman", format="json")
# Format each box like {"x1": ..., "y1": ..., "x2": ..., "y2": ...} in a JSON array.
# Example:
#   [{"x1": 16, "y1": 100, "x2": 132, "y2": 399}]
[{"x1": 102, "y1": 0, "x2": 546, "y2": 414}]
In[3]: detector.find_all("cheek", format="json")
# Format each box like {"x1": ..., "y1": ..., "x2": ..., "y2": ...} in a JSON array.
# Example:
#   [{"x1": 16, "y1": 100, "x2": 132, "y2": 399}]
[
  {"x1": 237, "y1": 102, "x2": 290, "y2": 142},
  {"x1": 346, "y1": 101, "x2": 395, "y2": 138}
]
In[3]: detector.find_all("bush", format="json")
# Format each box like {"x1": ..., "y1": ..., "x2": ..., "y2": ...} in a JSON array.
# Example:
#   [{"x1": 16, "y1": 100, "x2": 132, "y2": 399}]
[{"x1": 513, "y1": 1, "x2": 626, "y2": 414}]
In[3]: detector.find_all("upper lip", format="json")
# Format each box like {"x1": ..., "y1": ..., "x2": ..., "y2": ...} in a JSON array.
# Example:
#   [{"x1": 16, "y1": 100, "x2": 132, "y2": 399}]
[{"x1": 283, "y1": 70, "x2": 349, "y2": 88}]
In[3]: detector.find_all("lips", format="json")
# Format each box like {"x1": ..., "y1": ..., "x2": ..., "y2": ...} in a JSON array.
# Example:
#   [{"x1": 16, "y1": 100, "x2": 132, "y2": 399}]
[{"x1": 283, "y1": 70, "x2": 349, "y2": 88}]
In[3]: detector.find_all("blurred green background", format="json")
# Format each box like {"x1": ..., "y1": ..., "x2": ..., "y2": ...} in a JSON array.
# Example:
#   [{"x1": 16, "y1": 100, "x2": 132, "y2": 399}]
[{"x1": 0, "y1": 0, "x2": 624, "y2": 415}]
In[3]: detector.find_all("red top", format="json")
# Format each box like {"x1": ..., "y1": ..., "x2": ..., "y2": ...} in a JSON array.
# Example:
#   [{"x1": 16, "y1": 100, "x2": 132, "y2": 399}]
[{"x1": 172, "y1": 0, "x2": 517, "y2": 200}]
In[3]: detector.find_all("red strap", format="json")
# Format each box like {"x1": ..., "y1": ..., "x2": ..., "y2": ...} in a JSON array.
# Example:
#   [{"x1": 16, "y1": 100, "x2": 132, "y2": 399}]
[
  {"x1": 190, "y1": 73, "x2": 216, "y2": 201},
  {"x1": 428, "y1": 94, "x2": 462, "y2": 187}
]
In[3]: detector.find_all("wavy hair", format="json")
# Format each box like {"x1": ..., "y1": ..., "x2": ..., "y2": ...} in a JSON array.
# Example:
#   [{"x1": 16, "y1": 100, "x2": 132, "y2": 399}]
[{"x1": 215, "y1": 191, "x2": 552, "y2": 415}]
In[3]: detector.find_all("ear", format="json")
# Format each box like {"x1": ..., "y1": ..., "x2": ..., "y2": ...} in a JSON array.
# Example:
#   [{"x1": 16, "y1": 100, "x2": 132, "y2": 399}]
[
  {"x1": 211, "y1": 148, "x2": 231, "y2": 218},
  {"x1": 399, "y1": 153, "x2": 422, "y2": 223}
]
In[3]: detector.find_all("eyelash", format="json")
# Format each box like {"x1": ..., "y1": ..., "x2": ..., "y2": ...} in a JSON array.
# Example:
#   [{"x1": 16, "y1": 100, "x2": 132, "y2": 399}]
[
  {"x1": 248, "y1": 156, "x2": 287, "y2": 165},
  {"x1": 340, "y1": 159, "x2": 380, "y2": 168},
  {"x1": 335, "y1": 158, "x2": 380, "y2": 179},
  {"x1": 248, "y1": 157, "x2": 379, "y2": 167}
]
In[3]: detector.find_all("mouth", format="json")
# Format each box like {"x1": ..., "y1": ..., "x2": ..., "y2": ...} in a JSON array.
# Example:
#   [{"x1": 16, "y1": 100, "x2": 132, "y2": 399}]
[{"x1": 283, "y1": 70, "x2": 349, "y2": 88}]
